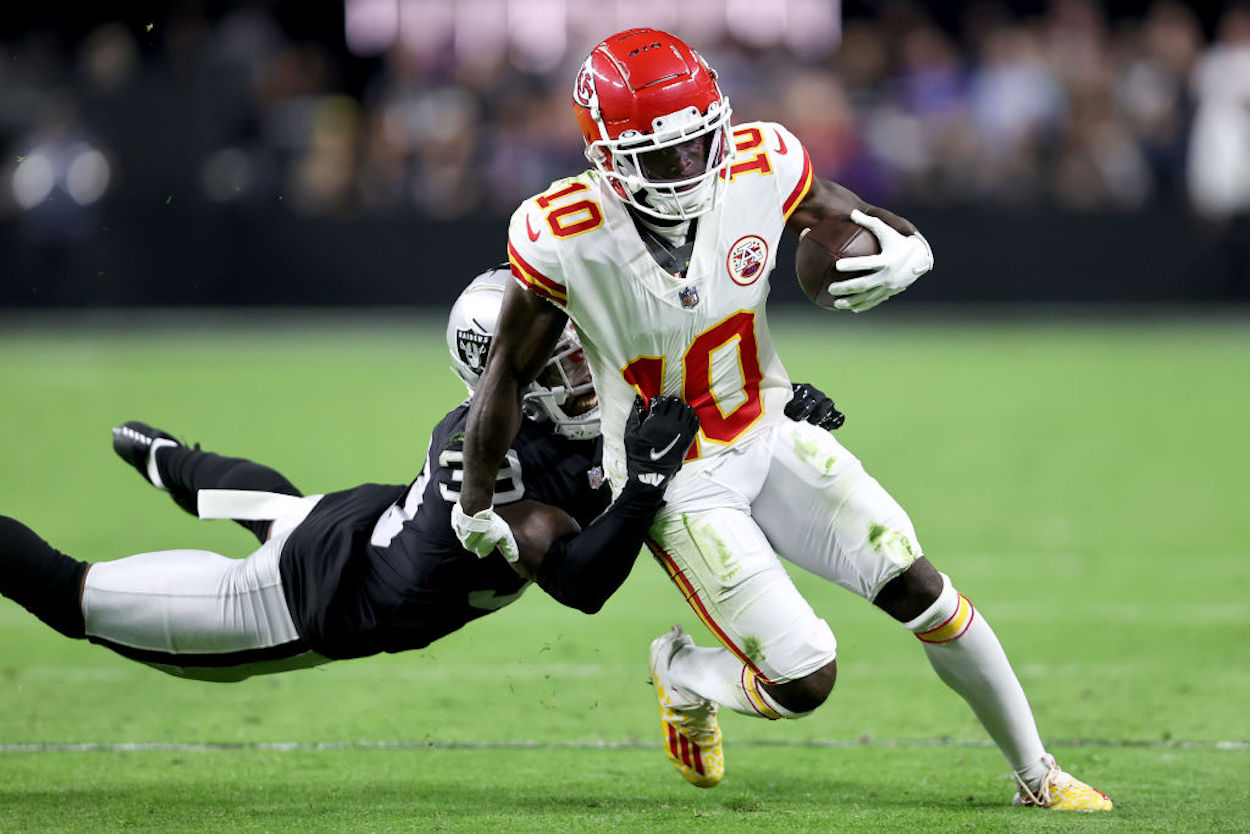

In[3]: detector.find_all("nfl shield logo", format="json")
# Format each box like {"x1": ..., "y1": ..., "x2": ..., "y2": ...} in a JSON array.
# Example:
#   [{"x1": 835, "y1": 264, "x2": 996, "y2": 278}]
[
  {"x1": 587, "y1": 465, "x2": 605, "y2": 489},
  {"x1": 679, "y1": 286, "x2": 700, "y2": 308}
]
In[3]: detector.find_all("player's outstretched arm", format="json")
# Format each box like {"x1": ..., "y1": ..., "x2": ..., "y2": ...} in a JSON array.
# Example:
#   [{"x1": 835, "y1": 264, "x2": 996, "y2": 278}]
[
  {"x1": 495, "y1": 396, "x2": 699, "y2": 614},
  {"x1": 787, "y1": 178, "x2": 933, "y2": 313},
  {"x1": 454, "y1": 280, "x2": 568, "y2": 560}
]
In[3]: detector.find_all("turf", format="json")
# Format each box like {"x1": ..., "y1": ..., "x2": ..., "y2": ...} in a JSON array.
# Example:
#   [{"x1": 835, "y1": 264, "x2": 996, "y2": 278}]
[{"x1": 1, "y1": 308, "x2": 1248, "y2": 832}]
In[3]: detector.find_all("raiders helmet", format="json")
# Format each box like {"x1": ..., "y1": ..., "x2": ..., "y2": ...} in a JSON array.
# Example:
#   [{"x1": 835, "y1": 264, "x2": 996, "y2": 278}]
[{"x1": 446, "y1": 266, "x2": 601, "y2": 440}]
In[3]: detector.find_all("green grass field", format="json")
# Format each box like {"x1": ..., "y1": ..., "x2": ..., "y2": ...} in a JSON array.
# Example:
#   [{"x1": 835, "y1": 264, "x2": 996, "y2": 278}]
[{"x1": 2, "y1": 308, "x2": 1248, "y2": 832}]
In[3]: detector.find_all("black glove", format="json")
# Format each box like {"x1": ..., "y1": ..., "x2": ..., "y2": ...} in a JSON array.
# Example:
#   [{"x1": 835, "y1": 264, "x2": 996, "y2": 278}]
[
  {"x1": 785, "y1": 382, "x2": 845, "y2": 430},
  {"x1": 624, "y1": 395, "x2": 700, "y2": 485}
]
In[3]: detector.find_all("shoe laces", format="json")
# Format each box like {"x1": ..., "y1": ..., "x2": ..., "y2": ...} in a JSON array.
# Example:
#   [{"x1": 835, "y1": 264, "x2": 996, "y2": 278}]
[{"x1": 1014, "y1": 755, "x2": 1060, "y2": 807}]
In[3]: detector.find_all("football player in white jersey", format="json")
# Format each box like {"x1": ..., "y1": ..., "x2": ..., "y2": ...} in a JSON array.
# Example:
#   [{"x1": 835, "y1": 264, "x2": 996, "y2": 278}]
[{"x1": 453, "y1": 29, "x2": 1111, "y2": 811}]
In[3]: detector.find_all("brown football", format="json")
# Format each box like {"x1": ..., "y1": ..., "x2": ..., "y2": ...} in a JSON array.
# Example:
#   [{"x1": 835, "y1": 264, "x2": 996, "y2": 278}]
[{"x1": 795, "y1": 216, "x2": 881, "y2": 309}]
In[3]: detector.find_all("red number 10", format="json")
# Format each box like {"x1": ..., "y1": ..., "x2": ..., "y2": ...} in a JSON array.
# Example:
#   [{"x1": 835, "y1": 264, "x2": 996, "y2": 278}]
[
  {"x1": 622, "y1": 311, "x2": 763, "y2": 460},
  {"x1": 536, "y1": 182, "x2": 603, "y2": 238}
]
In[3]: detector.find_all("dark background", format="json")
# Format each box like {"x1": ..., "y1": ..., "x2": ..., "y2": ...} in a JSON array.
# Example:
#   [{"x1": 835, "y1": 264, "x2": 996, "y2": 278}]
[{"x1": 2, "y1": 0, "x2": 1248, "y2": 309}]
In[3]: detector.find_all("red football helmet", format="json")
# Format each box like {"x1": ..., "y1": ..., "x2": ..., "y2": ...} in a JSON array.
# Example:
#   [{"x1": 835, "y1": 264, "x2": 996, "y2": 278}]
[{"x1": 573, "y1": 28, "x2": 733, "y2": 220}]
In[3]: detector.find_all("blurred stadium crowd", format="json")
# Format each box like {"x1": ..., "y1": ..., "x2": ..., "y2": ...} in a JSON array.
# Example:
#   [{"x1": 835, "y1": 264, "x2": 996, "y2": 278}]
[
  {"x1": 3, "y1": 0, "x2": 1248, "y2": 231},
  {"x1": 1, "y1": 0, "x2": 1247, "y2": 306}
]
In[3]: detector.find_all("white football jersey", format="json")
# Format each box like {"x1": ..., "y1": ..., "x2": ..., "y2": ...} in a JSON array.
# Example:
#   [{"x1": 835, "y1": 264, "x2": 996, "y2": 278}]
[{"x1": 507, "y1": 121, "x2": 815, "y2": 487}]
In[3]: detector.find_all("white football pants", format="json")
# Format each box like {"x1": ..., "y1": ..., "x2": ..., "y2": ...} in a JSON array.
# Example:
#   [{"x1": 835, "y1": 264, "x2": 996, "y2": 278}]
[
  {"x1": 80, "y1": 494, "x2": 331, "y2": 681},
  {"x1": 648, "y1": 419, "x2": 921, "y2": 684}
]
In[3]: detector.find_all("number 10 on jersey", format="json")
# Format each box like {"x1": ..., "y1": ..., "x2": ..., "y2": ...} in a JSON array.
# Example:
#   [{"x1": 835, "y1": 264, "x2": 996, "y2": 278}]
[{"x1": 622, "y1": 311, "x2": 764, "y2": 461}]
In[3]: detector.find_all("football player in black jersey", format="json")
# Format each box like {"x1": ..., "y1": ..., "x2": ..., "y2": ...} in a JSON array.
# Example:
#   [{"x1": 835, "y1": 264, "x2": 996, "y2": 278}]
[{"x1": 0, "y1": 267, "x2": 844, "y2": 681}]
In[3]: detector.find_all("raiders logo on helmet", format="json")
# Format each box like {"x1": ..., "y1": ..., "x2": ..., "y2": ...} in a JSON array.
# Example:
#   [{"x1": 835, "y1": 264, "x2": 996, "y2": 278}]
[{"x1": 457, "y1": 330, "x2": 491, "y2": 376}]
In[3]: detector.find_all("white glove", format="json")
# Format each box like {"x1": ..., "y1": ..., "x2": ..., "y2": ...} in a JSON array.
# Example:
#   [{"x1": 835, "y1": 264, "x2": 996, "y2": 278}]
[
  {"x1": 828, "y1": 209, "x2": 934, "y2": 312},
  {"x1": 451, "y1": 502, "x2": 520, "y2": 563}
]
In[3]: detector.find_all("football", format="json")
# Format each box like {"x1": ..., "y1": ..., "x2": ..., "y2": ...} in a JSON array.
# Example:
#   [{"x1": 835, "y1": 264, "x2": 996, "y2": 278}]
[{"x1": 795, "y1": 216, "x2": 881, "y2": 309}]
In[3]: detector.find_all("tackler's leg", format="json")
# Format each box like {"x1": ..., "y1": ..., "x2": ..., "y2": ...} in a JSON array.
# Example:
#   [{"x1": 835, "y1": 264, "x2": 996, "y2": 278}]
[
  {"x1": 79, "y1": 498, "x2": 326, "y2": 681},
  {"x1": 112, "y1": 421, "x2": 301, "y2": 543},
  {"x1": 0, "y1": 514, "x2": 324, "y2": 681},
  {"x1": 0, "y1": 515, "x2": 89, "y2": 639}
]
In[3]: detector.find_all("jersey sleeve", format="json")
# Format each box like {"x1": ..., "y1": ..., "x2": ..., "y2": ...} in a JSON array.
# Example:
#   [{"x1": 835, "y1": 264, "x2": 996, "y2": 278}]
[
  {"x1": 733, "y1": 121, "x2": 815, "y2": 223},
  {"x1": 507, "y1": 196, "x2": 569, "y2": 309}
]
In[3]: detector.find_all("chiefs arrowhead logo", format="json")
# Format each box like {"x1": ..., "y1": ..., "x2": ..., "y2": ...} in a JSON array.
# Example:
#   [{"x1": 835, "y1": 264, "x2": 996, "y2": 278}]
[
  {"x1": 726, "y1": 234, "x2": 768, "y2": 286},
  {"x1": 525, "y1": 214, "x2": 541, "y2": 242},
  {"x1": 573, "y1": 60, "x2": 597, "y2": 108}
]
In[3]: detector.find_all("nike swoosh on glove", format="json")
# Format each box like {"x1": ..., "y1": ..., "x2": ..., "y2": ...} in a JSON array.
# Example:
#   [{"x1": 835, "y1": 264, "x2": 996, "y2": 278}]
[
  {"x1": 623, "y1": 395, "x2": 700, "y2": 487},
  {"x1": 827, "y1": 209, "x2": 933, "y2": 313}
]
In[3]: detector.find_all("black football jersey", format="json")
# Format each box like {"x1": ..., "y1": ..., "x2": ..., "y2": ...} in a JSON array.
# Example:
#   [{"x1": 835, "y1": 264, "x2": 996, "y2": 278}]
[{"x1": 279, "y1": 403, "x2": 608, "y2": 659}]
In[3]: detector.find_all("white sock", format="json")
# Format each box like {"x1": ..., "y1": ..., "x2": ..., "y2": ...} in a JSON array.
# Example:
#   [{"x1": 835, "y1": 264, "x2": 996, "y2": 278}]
[
  {"x1": 904, "y1": 573, "x2": 1049, "y2": 785},
  {"x1": 666, "y1": 643, "x2": 808, "y2": 720}
]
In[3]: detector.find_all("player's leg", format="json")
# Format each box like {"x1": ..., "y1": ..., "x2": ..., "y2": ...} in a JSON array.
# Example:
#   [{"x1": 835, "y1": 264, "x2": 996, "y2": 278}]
[
  {"x1": 645, "y1": 492, "x2": 838, "y2": 787},
  {"x1": 876, "y1": 560, "x2": 1110, "y2": 809},
  {"x1": 648, "y1": 504, "x2": 838, "y2": 716},
  {"x1": 113, "y1": 421, "x2": 301, "y2": 543},
  {"x1": 1, "y1": 505, "x2": 327, "y2": 682},
  {"x1": 0, "y1": 515, "x2": 89, "y2": 639},
  {"x1": 756, "y1": 420, "x2": 1110, "y2": 809},
  {"x1": 81, "y1": 497, "x2": 327, "y2": 680}
]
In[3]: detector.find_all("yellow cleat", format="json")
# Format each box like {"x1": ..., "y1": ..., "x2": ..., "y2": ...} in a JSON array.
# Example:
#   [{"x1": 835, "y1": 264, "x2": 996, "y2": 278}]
[
  {"x1": 1013, "y1": 755, "x2": 1113, "y2": 811},
  {"x1": 648, "y1": 625, "x2": 724, "y2": 788}
]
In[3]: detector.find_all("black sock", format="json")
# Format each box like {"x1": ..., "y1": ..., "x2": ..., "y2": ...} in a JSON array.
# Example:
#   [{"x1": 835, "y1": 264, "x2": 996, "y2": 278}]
[
  {"x1": 154, "y1": 447, "x2": 303, "y2": 543},
  {"x1": 0, "y1": 516, "x2": 88, "y2": 639}
]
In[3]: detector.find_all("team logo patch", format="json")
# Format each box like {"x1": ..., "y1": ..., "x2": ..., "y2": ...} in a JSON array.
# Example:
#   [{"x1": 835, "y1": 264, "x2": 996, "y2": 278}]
[
  {"x1": 727, "y1": 235, "x2": 768, "y2": 285},
  {"x1": 573, "y1": 58, "x2": 597, "y2": 108},
  {"x1": 456, "y1": 329, "x2": 491, "y2": 375}
]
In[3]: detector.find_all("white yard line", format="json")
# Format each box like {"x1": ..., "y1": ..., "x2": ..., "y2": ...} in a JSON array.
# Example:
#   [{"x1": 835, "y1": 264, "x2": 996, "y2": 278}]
[{"x1": 1, "y1": 738, "x2": 1246, "y2": 753}]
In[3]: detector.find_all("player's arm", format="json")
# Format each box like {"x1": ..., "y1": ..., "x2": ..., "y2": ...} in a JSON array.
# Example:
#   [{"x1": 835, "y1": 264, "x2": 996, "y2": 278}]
[
  {"x1": 785, "y1": 177, "x2": 915, "y2": 237},
  {"x1": 787, "y1": 178, "x2": 934, "y2": 313},
  {"x1": 495, "y1": 396, "x2": 699, "y2": 614},
  {"x1": 453, "y1": 280, "x2": 568, "y2": 560}
]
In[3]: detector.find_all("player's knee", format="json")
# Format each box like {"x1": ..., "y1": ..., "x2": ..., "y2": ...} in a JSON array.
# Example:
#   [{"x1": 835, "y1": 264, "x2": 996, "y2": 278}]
[
  {"x1": 764, "y1": 659, "x2": 837, "y2": 715},
  {"x1": 873, "y1": 556, "x2": 944, "y2": 623}
]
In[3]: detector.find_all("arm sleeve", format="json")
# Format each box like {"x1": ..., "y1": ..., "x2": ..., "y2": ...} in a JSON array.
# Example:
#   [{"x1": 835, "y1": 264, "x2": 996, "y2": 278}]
[{"x1": 533, "y1": 479, "x2": 665, "y2": 614}]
